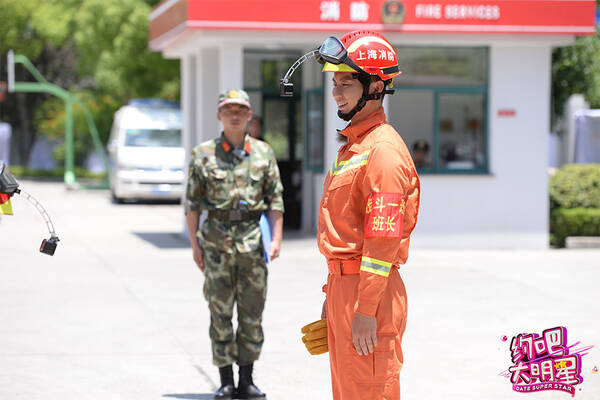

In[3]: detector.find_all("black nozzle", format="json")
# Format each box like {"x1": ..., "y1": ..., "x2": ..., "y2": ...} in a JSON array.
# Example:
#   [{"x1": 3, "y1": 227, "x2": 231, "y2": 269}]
[
  {"x1": 40, "y1": 237, "x2": 59, "y2": 256},
  {"x1": 280, "y1": 80, "x2": 294, "y2": 97}
]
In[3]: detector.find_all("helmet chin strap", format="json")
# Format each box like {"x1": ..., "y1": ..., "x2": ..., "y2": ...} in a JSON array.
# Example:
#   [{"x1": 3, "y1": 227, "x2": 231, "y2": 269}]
[{"x1": 337, "y1": 73, "x2": 385, "y2": 121}]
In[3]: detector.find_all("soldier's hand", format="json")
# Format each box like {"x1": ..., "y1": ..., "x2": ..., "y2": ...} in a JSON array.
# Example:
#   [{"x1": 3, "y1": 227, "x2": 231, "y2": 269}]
[
  {"x1": 352, "y1": 312, "x2": 377, "y2": 356},
  {"x1": 321, "y1": 299, "x2": 327, "y2": 319},
  {"x1": 192, "y1": 247, "x2": 204, "y2": 271},
  {"x1": 269, "y1": 239, "x2": 281, "y2": 261}
]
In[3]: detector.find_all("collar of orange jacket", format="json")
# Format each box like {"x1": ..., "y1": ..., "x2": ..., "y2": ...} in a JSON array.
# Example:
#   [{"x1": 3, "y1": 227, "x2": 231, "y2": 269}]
[{"x1": 339, "y1": 107, "x2": 386, "y2": 143}]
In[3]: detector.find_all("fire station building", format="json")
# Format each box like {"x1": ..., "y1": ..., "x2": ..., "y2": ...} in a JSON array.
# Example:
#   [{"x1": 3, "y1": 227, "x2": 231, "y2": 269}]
[{"x1": 149, "y1": 0, "x2": 596, "y2": 248}]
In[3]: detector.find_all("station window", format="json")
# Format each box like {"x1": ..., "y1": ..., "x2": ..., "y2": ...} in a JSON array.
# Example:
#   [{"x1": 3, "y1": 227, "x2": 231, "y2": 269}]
[
  {"x1": 388, "y1": 47, "x2": 489, "y2": 174},
  {"x1": 244, "y1": 51, "x2": 303, "y2": 162}
]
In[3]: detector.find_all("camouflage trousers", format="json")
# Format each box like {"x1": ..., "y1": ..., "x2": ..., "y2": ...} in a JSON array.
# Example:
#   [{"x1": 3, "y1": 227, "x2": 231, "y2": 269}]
[{"x1": 202, "y1": 245, "x2": 268, "y2": 367}]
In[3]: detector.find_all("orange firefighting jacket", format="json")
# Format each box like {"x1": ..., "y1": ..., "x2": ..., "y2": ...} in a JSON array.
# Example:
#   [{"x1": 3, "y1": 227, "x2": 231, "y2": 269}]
[{"x1": 318, "y1": 107, "x2": 420, "y2": 316}]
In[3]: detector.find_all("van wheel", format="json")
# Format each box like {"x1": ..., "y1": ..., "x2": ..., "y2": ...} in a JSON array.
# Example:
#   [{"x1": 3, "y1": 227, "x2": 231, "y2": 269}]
[{"x1": 111, "y1": 192, "x2": 124, "y2": 204}]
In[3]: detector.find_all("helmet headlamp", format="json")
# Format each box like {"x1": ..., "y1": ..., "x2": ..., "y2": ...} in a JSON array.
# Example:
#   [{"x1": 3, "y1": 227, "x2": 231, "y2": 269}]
[{"x1": 280, "y1": 36, "x2": 369, "y2": 97}]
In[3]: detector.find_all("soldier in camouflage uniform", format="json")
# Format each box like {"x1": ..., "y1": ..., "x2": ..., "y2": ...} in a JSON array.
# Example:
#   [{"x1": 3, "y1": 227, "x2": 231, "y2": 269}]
[{"x1": 185, "y1": 89, "x2": 284, "y2": 400}]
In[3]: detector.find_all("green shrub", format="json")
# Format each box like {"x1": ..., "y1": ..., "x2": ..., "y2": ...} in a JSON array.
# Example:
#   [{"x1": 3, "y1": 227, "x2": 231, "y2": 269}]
[
  {"x1": 550, "y1": 208, "x2": 600, "y2": 247},
  {"x1": 549, "y1": 164, "x2": 600, "y2": 247},
  {"x1": 8, "y1": 165, "x2": 106, "y2": 180},
  {"x1": 549, "y1": 164, "x2": 600, "y2": 210}
]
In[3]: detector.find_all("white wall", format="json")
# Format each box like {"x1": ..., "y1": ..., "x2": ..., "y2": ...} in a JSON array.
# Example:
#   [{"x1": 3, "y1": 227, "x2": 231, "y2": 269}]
[{"x1": 412, "y1": 44, "x2": 551, "y2": 248}]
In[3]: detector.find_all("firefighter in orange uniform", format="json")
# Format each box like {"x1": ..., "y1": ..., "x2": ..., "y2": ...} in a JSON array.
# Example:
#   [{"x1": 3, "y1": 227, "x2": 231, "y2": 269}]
[{"x1": 317, "y1": 30, "x2": 420, "y2": 399}]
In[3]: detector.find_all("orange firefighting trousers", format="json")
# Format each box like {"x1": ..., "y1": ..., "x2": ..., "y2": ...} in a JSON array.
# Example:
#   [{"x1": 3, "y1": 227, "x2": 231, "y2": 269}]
[{"x1": 326, "y1": 259, "x2": 407, "y2": 400}]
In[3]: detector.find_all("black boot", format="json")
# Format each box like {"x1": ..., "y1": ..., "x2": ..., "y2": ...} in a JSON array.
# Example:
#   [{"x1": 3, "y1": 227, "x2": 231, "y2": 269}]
[
  {"x1": 236, "y1": 363, "x2": 266, "y2": 399},
  {"x1": 214, "y1": 365, "x2": 235, "y2": 400}
]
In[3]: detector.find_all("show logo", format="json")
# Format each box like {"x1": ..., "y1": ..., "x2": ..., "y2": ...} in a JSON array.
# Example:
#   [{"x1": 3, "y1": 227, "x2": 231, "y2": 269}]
[
  {"x1": 499, "y1": 326, "x2": 594, "y2": 396},
  {"x1": 381, "y1": 0, "x2": 405, "y2": 24}
]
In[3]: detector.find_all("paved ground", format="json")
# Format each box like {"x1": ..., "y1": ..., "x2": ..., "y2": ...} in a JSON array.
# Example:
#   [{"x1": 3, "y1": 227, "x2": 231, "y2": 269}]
[{"x1": 1, "y1": 179, "x2": 599, "y2": 400}]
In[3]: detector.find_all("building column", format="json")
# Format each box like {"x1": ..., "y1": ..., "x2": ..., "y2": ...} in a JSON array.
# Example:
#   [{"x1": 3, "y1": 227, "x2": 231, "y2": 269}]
[
  {"x1": 382, "y1": 92, "x2": 390, "y2": 115},
  {"x1": 181, "y1": 47, "x2": 223, "y2": 236},
  {"x1": 201, "y1": 42, "x2": 244, "y2": 133},
  {"x1": 313, "y1": 74, "x2": 347, "y2": 227},
  {"x1": 180, "y1": 53, "x2": 197, "y2": 236},
  {"x1": 196, "y1": 47, "x2": 220, "y2": 144},
  {"x1": 181, "y1": 53, "x2": 197, "y2": 185},
  {"x1": 218, "y1": 42, "x2": 244, "y2": 94}
]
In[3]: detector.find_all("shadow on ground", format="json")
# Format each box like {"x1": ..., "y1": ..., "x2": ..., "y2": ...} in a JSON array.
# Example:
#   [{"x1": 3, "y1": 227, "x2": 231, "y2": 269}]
[
  {"x1": 133, "y1": 230, "x2": 313, "y2": 249},
  {"x1": 164, "y1": 395, "x2": 269, "y2": 400},
  {"x1": 133, "y1": 232, "x2": 190, "y2": 249},
  {"x1": 111, "y1": 199, "x2": 181, "y2": 205}
]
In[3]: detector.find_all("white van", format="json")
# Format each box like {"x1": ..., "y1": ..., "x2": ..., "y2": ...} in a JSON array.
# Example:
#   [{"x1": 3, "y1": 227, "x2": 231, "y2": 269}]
[{"x1": 107, "y1": 99, "x2": 184, "y2": 202}]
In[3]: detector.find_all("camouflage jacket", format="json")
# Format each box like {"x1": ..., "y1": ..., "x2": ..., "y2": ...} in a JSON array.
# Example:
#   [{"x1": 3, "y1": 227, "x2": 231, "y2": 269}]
[{"x1": 185, "y1": 133, "x2": 284, "y2": 254}]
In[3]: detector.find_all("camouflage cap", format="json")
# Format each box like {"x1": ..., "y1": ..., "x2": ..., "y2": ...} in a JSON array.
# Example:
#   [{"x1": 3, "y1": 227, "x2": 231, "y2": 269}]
[{"x1": 218, "y1": 89, "x2": 251, "y2": 110}]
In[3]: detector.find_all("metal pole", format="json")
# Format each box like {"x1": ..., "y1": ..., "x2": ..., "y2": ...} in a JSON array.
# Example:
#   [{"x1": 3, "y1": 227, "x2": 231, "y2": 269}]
[
  {"x1": 64, "y1": 99, "x2": 75, "y2": 186},
  {"x1": 79, "y1": 102, "x2": 110, "y2": 184},
  {"x1": 9, "y1": 52, "x2": 111, "y2": 188},
  {"x1": 14, "y1": 54, "x2": 48, "y2": 84},
  {"x1": 13, "y1": 82, "x2": 69, "y2": 99},
  {"x1": 7, "y1": 50, "x2": 14, "y2": 93}
]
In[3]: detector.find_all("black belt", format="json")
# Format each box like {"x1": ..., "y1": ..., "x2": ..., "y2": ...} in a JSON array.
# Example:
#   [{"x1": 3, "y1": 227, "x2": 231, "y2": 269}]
[{"x1": 208, "y1": 209, "x2": 262, "y2": 222}]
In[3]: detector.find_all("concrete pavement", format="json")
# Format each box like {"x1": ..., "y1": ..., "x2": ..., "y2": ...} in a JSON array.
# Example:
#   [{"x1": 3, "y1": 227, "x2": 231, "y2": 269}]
[{"x1": 1, "y1": 179, "x2": 599, "y2": 400}]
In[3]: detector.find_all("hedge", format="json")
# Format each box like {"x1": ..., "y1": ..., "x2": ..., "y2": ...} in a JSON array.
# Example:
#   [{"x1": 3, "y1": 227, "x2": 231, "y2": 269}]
[
  {"x1": 7, "y1": 166, "x2": 106, "y2": 180},
  {"x1": 550, "y1": 207, "x2": 600, "y2": 247},
  {"x1": 550, "y1": 164, "x2": 600, "y2": 210}
]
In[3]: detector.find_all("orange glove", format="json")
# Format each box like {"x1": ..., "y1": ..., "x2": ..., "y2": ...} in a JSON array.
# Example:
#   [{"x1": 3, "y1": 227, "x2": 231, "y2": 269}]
[{"x1": 301, "y1": 319, "x2": 328, "y2": 355}]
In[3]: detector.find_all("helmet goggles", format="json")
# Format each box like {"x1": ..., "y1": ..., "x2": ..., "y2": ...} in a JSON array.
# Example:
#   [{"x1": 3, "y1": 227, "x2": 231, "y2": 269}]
[
  {"x1": 317, "y1": 36, "x2": 400, "y2": 78},
  {"x1": 317, "y1": 36, "x2": 365, "y2": 75}
]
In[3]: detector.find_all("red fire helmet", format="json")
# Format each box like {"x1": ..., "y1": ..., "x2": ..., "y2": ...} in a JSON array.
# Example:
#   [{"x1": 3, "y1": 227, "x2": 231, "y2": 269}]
[{"x1": 322, "y1": 30, "x2": 401, "y2": 81}]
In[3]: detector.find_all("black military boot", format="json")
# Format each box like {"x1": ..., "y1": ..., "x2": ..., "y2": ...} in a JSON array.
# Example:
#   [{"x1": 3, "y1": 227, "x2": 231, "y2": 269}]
[
  {"x1": 236, "y1": 363, "x2": 266, "y2": 399},
  {"x1": 214, "y1": 365, "x2": 235, "y2": 400}
]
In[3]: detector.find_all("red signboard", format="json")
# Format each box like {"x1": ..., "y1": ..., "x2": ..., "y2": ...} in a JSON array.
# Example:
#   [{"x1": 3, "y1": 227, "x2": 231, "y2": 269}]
[{"x1": 150, "y1": 0, "x2": 596, "y2": 48}]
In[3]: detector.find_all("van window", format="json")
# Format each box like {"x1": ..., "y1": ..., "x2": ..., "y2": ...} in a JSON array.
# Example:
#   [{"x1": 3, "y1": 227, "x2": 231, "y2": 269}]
[{"x1": 125, "y1": 129, "x2": 182, "y2": 147}]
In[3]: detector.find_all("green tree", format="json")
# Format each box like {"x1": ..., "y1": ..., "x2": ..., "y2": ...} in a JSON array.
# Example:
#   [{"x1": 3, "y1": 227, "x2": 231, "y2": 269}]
[
  {"x1": 38, "y1": 0, "x2": 180, "y2": 165},
  {"x1": 33, "y1": 91, "x2": 121, "y2": 165},
  {"x1": 551, "y1": 3, "x2": 600, "y2": 122},
  {"x1": 1, "y1": 0, "x2": 180, "y2": 167},
  {"x1": 72, "y1": 0, "x2": 179, "y2": 100},
  {"x1": 0, "y1": 0, "x2": 73, "y2": 60},
  {"x1": 142, "y1": 0, "x2": 164, "y2": 7},
  {"x1": 0, "y1": 0, "x2": 78, "y2": 164},
  {"x1": 92, "y1": 4, "x2": 180, "y2": 100}
]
